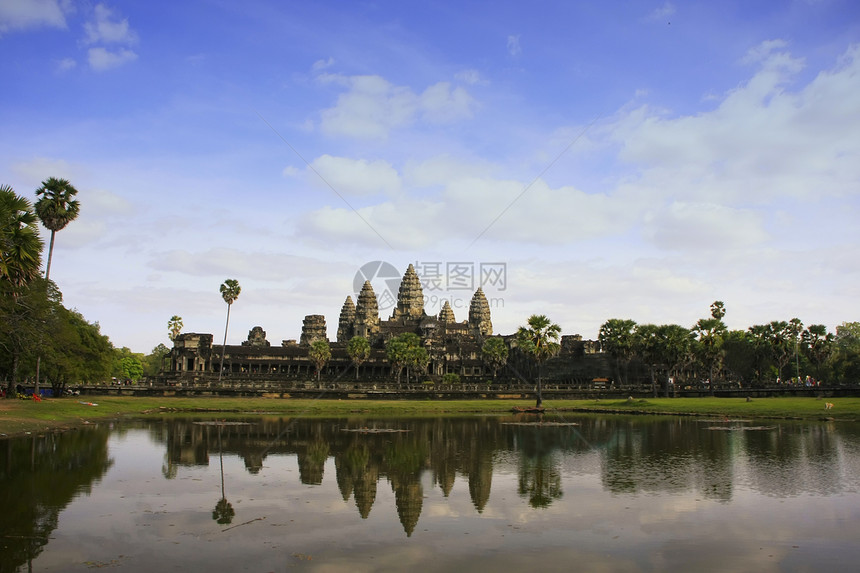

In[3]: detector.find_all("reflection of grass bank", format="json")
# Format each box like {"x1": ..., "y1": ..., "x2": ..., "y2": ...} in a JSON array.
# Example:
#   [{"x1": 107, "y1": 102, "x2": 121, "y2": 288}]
[{"x1": 1, "y1": 396, "x2": 857, "y2": 436}]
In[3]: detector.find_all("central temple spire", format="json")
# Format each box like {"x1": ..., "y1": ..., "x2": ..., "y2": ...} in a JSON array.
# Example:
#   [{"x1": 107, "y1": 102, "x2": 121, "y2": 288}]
[{"x1": 391, "y1": 264, "x2": 425, "y2": 319}]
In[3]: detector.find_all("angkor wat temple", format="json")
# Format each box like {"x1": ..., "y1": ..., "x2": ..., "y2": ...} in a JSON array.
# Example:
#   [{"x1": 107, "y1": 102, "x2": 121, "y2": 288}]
[{"x1": 167, "y1": 264, "x2": 609, "y2": 388}]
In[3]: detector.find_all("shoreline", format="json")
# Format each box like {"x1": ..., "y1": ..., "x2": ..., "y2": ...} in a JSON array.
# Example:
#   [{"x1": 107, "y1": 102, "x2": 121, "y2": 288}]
[{"x1": 1, "y1": 396, "x2": 857, "y2": 438}]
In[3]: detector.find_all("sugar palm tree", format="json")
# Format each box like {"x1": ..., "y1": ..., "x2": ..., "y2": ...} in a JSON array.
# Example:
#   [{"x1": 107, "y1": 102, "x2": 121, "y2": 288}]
[
  {"x1": 1, "y1": 186, "x2": 44, "y2": 399},
  {"x1": 482, "y1": 336, "x2": 509, "y2": 384},
  {"x1": 516, "y1": 314, "x2": 561, "y2": 408},
  {"x1": 1, "y1": 185, "x2": 43, "y2": 290},
  {"x1": 34, "y1": 177, "x2": 79, "y2": 281},
  {"x1": 347, "y1": 335, "x2": 371, "y2": 380},
  {"x1": 168, "y1": 315, "x2": 183, "y2": 341},
  {"x1": 217, "y1": 279, "x2": 241, "y2": 382},
  {"x1": 309, "y1": 339, "x2": 331, "y2": 386}
]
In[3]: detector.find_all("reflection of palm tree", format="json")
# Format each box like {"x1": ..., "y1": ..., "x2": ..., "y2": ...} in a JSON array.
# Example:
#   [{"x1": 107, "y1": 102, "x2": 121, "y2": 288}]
[
  {"x1": 212, "y1": 424, "x2": 234, "y2": 525},
  {"x1": 213, "y1": 497, "x2": 235, "y2": 525},
  {"x1": 518, "y1": 455, "x2": 563, "y2": 508},
  {"x1": 515, "y1": 426, "x2": 564, "y2": 508}
]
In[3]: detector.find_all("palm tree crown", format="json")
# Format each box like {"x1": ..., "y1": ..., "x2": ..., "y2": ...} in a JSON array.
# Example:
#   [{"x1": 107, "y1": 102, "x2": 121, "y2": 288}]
[
  {"x1": 516, "y1": 314, "x2": 561, "y2": 408},
  {"x1": 34, "y1": 177, "x2": 80, "y2": 280},
  {"x1": 517, "y1": 314, "x2": 561, "y2": 364},
  {"x1": 168, "y1": 315, "x2": 183, "y2": 341},
  {"x1": 1, "y1": 184, "x2": 43, "y2": 289},
  {"x1": 220, "y1": 279, "x2": 241, "y2": 306}
]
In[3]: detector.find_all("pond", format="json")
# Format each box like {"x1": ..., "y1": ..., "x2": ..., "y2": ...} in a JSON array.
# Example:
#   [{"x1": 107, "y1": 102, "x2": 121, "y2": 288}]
[{"x1": 3, "y1": 414, "x2": 860, "y2": 572}]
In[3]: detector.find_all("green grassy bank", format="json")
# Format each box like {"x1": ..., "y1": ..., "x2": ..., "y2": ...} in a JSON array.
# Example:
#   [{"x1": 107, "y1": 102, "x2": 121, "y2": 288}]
[{"x1": 1, "y1": 395, "x2": 857, "y2": 437}]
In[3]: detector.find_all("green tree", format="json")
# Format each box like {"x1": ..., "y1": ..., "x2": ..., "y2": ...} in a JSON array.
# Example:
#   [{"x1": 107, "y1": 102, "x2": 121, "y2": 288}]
[
  {"x1": 829, "y1": 322, "x2": 860, "y2": 384},
  {"x1": 633, "y1": 323, "x2": 663, "y2": 396},
  {"x1": 801, "y1": 324, "x2": 833, "y2": 381},
  {"x1": 598, "y1": 318, "x2": 637, "y2": 385},
  {"x1": 113, "y1": 347, "x2": 145, "y2": 381},
  {"x1": 42, "y1": 306, "x2": 113, "y2": 395},
  {"x1": 481, "y1": 336, "x2": 508, "y2": 383},
  {"x1": 217, "y1": 279, "x2": 241, "y2": 382},
  {"x1": 143, "y1": 343, "x2": 171, "y2": 377},
  {"x1": 0, "y1": 278, "x2": 54, "y2": 397},
  {"x1": 660, "y1": 324, "x2": 696, "y2": 392},
  {"x1": 386, "y1": 333, "x2": 428, "y2": 385},
  {"x1": 168, "y1": 315, "x2": 183, "y2": 341},
  {"x1": 722, "y1": 330, "x2": 757, "y2": 387},
  {"x1": 309, "y1": 339, "x2": 331, "y2": 384},
  {"x1": 1, "y1": 184, "x2": 43, "y2": 291},
  {"x1": 764, "y1": 320, "x2": 798, "y2": 383},
  {"x1": 516, "y1": 314, "x2": 561, "y2": 408},
  {"x1": 693, "y1": 302, "x2": 728, "y2": 387},
  {"x1": 747, "y1": 324, "x2": 774, "y2": 385},
  {"x1": 347, "y1": 335, "x2": 371, "y2": 380},
  {"x1": 34, "y1": 177, "x2": 79, "y2": 281}
]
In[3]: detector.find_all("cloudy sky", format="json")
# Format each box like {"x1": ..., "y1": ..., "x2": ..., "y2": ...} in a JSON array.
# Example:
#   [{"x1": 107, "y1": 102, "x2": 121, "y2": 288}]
[{"x1": 2, "y1": 0, "x2": 859, "y2": 352}]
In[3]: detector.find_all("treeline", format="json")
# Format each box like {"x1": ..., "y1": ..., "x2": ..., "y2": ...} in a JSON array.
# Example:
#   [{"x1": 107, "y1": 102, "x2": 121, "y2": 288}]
[
  {"x1": 598, "y1": 301, "x2": 860, "y2": 392},
  {"x1": 1, "y1": 181, "x2": 168, "y2": 397}
]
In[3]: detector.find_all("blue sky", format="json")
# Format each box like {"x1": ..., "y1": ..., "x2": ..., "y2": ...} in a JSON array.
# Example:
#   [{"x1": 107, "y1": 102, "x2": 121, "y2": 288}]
[{"x1": 2, "y1": 0, "x2": 859, "y2": 353}]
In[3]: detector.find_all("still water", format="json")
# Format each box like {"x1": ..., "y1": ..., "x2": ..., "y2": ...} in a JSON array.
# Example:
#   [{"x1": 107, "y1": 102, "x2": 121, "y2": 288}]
[{"x1": 3, "y1": 414, "x2": 860, "y2": 572}]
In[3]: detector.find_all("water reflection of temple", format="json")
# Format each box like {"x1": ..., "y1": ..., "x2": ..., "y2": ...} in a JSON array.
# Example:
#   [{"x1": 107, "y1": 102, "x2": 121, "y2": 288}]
[{"x1": 149, "y1": 417, "x2": 851, "y2": 536}]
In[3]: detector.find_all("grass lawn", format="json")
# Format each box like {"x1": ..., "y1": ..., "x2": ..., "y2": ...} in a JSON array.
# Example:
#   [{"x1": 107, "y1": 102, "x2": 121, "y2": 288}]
[{"x1": 1, "y1": 395, "x2": 857, "y2": 437}]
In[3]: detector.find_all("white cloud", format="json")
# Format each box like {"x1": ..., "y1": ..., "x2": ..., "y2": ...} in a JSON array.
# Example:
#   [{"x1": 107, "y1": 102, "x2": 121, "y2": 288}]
[
  {"x1": 299, "y1": 43, "x2": 860, "y2": 259},
  {"x1": 611, "y1": 42, "x2": 860, "y2": 204},
  {"x1": 11, "y1": 157, "x2": 79, "y2": 182},
  {"x1": 88, "y1": 46, "x2": 137, "y2": 71},
  {"x1": 643, "y1": 202, "x2": 769, "y2": 251},
  {"x1": 312, "y1": 57, "x2": 335, "y2": 72},
  {"x1": 309, "y1": 155, "x2": 401, "y2": 197},
  {"x1": 149, "y1": 249, "x2": 338, "y2": 282},
  {"x1": 84, "y1": 3, "x2": 136, "y2": 44},
  {"x1": 297, "y1": 172, "x2": 637, "y2": 249},
  {"x1": 455, "y1": 69, "x2": 487, "y2": 86},
  {"x1": 0, "y1": 0, "x2": 67, "y2": 33},
  {"x1": 648, "y1": 2, "x2": 676, "y2": 22},
  {"x1": 419, "y1": 82, "x2": 476, "y2": 123},
  {"x1": 318, "y1": 75, "x2": 476, "y2": 139},
  {"x1": 56, "y1": 57, "x2": 76, "y2": 72},
  {"x1": 507, "y1": 34, "x2": 521, "y2": 56}
]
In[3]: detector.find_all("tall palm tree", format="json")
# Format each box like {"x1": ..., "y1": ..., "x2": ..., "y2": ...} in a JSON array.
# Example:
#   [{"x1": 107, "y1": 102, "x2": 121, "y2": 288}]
[
  {"x1": 1, "y1": 185, "x2": 43, "y2": 290},
  {"x1": 34, "y1": 177, "x2": 79, "y2": 281},
  {"x1": 1, "y1": 186, "x2": 44, "y2": 399},
  {"x1": 347, "y1": 335, "x2": 371, "y2": 380},
  {"x1": 218, "y1": 279, "x2": 241, "y2": 382},
  {"x1": 516, "y1": 314, "x2": 561, "y2": 408},
  {"x1": 168, "y1": 315, "x2": 183, "y2": 341},
  {"x1": 309, "y1": 339, "x2": 331, "y2": 386}
]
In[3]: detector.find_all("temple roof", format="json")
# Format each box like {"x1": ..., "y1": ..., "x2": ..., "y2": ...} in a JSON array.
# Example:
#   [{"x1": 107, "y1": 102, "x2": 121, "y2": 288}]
[
  {"x1": 438, "y1": 300, "x2": 456, "y2": 322},
  {"x1": 392, "y1": 264, "x2": 425, "y2": 319}
]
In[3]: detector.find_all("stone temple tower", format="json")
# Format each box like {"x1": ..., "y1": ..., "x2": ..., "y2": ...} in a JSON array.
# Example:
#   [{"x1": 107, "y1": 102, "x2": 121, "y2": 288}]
[
  {"x1": 354, "y1": 281, "x2": 380, "y2": 338},
  {"x1": 438, "y1": 300, "x2": 456, "y2": 323},
  {"x1": 300, "y1": 315, "x2": 327, "y2": 345},
  {"x1": 391, "y1": 264, "x2": 425, "y2": 320},
  {"x1": 337, "y1": 296, "x2": 356, "y2": 342},
  {"x1": 468, "y1": 288, "x2": 493, "y2": 337}
]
